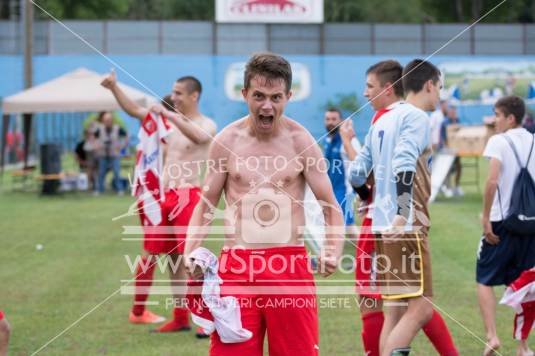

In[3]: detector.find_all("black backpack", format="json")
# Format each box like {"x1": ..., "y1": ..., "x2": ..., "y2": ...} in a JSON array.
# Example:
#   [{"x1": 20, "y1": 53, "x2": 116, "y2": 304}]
[{"x1": 497, "y1": 132, "x2": 535, "y2": 236}]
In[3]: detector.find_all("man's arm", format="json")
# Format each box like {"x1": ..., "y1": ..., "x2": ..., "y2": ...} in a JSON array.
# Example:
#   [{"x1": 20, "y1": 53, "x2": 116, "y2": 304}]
[
  {"x1": 184, "y1": 135, "x2": 228, "y2": 269},
  {"x1": 153, "y1": 105, "x2": 216, "y2": 145},
  {"x1": 340, "y1": 120, "x2": 358, "y2": 161},
  {"x1": 482, "y1": 158, "x2": 501, "y2": 245},
  {"x1": 348, "y1": 129, "x2": 373, "y2": 196},
  {"x1": 301, "y1": 132, "x2": 345, "y2": 277},
  {"x1": 101, "y1": 70, "x2": 148, "y2": 121}
]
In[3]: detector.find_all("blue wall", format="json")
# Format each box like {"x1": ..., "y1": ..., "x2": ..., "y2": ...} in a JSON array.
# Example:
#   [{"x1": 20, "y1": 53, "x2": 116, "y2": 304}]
[{"x1": 1, "y1": 55, "x2": 534, "y2": 149}]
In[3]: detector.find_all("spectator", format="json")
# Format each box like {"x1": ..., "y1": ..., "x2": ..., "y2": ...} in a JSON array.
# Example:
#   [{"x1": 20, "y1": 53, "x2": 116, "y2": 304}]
[
  {"x1": 323, "y1": 107, "x2": 361, "y2": 230},
  {"x1": 93, "y1": 111, "x2": 128, "y2": 195},
  {"x1": 440, "y1": 105, "x2": 463, "y2": 197},
  {"x1": 74, "y1": 130, "x2": 90, "y2": 170},
  {"x1": 429, "y1": 99, "x2": 448, "y2": 151},
  {"x1": 523, "y1": 112, "x2": 535, "y2": 134},
  {"x1": 477, "y1": 95, "x2": 535, "y2": 356},
  {"x1": 74, "y1": 129, "x2": 97, "y2": 189}
]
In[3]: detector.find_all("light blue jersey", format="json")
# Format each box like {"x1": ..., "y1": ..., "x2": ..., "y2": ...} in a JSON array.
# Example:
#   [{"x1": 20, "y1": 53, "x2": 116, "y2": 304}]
[{"x1": 349, "y1": 102, "x2": 430, "y2": 233}]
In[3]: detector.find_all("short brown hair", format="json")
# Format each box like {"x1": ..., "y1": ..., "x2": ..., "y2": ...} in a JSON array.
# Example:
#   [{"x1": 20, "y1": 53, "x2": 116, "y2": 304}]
[
  {"x1": 495, "y1": 95, "x2": 526, "y2": 125},
  {"x1": 366, "y1": 60, "x2": 404, "y2": 97},
  {"x1": 244, "y1": 52, "x2": 292, "y2": 93},
  {"x1": 177, "y1": 76, "x2": 202, "y2": 99},
  {"x1": 402, "y1": 59, "x2": 441, "y2": 94}
]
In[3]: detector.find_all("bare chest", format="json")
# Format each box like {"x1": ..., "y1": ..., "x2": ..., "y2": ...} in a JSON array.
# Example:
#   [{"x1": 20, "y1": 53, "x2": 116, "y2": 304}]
[{"x1": 226, "y1": 139, "x2": 304, "y2": 189}]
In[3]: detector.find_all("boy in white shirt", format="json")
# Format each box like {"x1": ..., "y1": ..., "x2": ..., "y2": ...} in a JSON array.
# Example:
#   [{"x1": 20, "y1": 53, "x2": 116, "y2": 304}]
[{"x1": 478, "y1": 95, "x2": 535, "y2": 356}]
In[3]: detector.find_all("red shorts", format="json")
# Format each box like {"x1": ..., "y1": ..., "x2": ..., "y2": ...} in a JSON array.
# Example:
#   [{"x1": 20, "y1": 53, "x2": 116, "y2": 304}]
[
  {"x1": 138, "y1": 187, "x2": 200, "y2": 254},
  {"x1": 355, "y1": 217, "x2": 381, "y2": 299},
  {"x1": 210, "y1": 246, "x2": 319, "y2": 356}
]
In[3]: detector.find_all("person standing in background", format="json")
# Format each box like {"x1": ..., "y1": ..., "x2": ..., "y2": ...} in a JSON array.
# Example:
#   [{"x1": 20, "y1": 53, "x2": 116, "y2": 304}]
[{"x1": 93, "y1": 111, "x2": 128, "y2": 195}]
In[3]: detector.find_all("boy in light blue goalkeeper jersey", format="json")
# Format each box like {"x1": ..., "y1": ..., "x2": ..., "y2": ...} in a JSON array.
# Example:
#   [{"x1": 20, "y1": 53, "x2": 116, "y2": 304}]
[
  {"x1": 349, "y1": 59, "x2": 443, "y2": 356},
  {"x1": 349, "y1": 101, "x2": 430, "y2": 233}
]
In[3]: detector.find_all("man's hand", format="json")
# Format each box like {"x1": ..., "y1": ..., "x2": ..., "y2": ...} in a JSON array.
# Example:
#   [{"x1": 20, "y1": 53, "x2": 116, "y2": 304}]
[
  {"x1": 149, "y1": 103, "x2": 166, "y2": 115},
  {"x1": 482, "y1": 217, "x2": 500, "y2": 245},
  {"x1": 100, "y1": 69, "x2": 117, "y2": 90},
  {"x1": 185, "y1": 257, "x2": 205, "y2": 281},
  {"x1": 339, "y1": 120, "x2": 355, "y2": 143},
  {"x1": 382, "y1": 214, "x2": 407, "y2": 244},
  {"x1": 317, "y1": 245, "x2": 340, "y2": 277}
]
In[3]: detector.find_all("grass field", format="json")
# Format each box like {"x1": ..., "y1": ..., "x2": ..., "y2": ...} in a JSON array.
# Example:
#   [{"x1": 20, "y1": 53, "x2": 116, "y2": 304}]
[{"x1": 0, "y1": 158, "x2": 527, "y2": 355}]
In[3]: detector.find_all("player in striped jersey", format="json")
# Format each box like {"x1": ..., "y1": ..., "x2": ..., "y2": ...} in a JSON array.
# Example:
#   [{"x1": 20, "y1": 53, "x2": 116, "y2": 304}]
[{"x1": 350, "y1": 59, "x2": 446, "y2": 355}]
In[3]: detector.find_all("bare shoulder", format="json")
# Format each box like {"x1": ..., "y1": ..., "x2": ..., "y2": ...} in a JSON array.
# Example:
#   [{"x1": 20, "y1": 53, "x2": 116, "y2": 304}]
[
  {"x1": 201, "y1": 115, "x2": 217, "y2": 127},
  {"x1": 283, "y1": 116, "x2": 317, "y2": 153},
  {"x1": 199, "y1": 115, "x2": 217, "y2": 133},
  {"x1": 210, "y1": 117, "x2": 248, "y2": 153}
]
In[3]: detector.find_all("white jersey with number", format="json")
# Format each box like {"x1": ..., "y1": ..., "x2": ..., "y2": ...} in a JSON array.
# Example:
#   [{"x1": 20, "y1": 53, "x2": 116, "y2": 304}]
[{"x1": 349, "y1": 102, "x2": 431, "y2": 233}]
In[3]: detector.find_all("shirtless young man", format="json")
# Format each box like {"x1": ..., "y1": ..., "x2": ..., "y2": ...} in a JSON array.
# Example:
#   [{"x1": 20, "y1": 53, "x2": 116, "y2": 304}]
[
  {"x1": 101, "y1": 72, "x2": 216, "y2": 333},
  {"x1": 184, "y1": 52, "x2": 344, "y2": 355}
]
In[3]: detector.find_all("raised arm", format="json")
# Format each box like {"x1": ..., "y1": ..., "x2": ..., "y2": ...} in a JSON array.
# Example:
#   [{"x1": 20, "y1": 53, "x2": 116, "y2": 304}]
[
  {"x1": 100, "y1": 70, "x2": 148, "y2": 121},
  {"x1": 152, "y1": 105, "x2": 216, "y2": 145},
  {"x1": 300, "y1": 131, "x2": 345, "y2": 277},
  {"x1": 348, "y1": 128, "x2": 374, "y2": 192},
  {"x1": 340, "y1": 119, "x2": 358, "y2": 161}
]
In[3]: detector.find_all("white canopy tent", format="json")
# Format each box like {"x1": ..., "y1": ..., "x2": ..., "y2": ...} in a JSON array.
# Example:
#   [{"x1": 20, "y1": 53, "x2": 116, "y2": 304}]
[
  {"x1": 2, "y1": 67, "x2": 155, "y2": 114},
  {"x1": 1, "y1": 67, "x2": 156, "y2": 171}
]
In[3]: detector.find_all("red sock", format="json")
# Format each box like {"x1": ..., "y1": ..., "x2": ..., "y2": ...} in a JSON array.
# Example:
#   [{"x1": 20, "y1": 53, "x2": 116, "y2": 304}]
[
  {"x1": 154, "y1": 307, "x2": 190, "y2": 332},
  {"x1": 131, "y1": 256, "x2": 155, "y2": 316},
  {"x1": 423, "y1": 310, "x2": 459, "y2": 356},
  {"x1": 361, "y1": 311, "x2": 384, "y2": 356},
  {"x1": 173, "y1": 307, "x2": 190, "y2": 325}
]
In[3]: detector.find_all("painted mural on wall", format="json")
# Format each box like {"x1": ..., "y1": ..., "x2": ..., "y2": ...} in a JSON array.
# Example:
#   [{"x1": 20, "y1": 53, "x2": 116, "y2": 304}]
[{"x1": 439, "y1": 61, "x2": 535, "y2": 105}]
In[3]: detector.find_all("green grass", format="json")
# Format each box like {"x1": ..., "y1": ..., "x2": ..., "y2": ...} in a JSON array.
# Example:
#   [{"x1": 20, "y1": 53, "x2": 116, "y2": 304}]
[{"x1": 0, "y1": 158, "x2": 527, "y2": 355}]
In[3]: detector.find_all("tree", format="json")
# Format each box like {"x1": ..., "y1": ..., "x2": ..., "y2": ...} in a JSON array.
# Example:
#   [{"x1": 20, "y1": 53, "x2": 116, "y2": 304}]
[
  {"x1": 126, "y1": 0, "x2": 213, "y2": 20},
  {"x1": 35, "y1": 0, "x2": 130, "y2": 19},
  {"x1": 325, "y1": 0, "x2": 427, "y2": 23},
  {"x1": 15, "y1": 0, "x2": 534, "y2": 23},
  {"x1": 419, "y1": 0, "x2": 534, "y2": 23}
]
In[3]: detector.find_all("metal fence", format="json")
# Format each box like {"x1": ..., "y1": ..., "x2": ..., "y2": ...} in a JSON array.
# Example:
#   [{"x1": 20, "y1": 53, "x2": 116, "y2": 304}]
[{"x1": 1, "y1": 20, "x2": 535, "y2": 55}]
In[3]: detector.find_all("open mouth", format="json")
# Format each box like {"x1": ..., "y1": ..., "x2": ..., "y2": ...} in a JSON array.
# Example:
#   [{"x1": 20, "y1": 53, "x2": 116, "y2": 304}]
[{"x1": 258, "y1": 115, "x2": 274, "y2": 129}]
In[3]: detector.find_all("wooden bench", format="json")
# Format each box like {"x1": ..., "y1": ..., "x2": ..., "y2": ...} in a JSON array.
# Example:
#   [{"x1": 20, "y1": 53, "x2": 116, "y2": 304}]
[
  {"x1": 35, "y1": 173, "x2": 64, "y2": 181},
  {"x1": 10, "y1": 167, "x2": 36, "y2": 191}
]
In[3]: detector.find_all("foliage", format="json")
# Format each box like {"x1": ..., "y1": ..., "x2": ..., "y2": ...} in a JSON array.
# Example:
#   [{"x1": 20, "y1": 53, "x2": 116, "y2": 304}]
[
  {"x1": 4, "y1": 0, "x2": 529, "y2": 23},
  {"x1": 323, "y1": 92, "x2": 360, "y2": 117}
]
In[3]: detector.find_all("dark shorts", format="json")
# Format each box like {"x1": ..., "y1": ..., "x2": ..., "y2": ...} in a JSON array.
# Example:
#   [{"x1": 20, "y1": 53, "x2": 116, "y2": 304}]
[{"x1": 476, "y1": 221, "x2": 535, "y2": 286}]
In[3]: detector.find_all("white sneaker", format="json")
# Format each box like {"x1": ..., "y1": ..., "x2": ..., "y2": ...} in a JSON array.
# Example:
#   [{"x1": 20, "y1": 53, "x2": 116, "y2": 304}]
[
  {"x1": 440, "y1": 185, "x2": 453, "y2": 198},
  {"x1": 453, "y1": 187, "x2": 464, "y2": 197}
]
